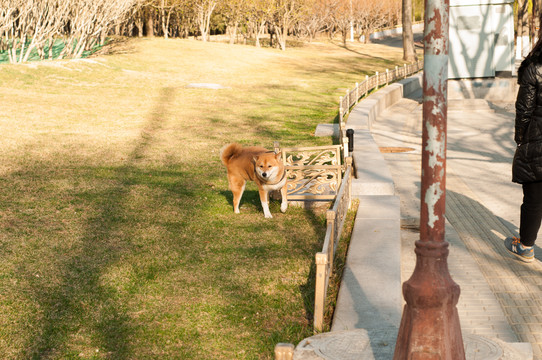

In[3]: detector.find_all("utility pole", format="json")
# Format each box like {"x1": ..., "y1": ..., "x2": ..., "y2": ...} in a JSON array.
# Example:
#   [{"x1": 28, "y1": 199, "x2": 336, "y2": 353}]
[{"x1": 393, "y1": 0, "x2": 465, "y2": 357}]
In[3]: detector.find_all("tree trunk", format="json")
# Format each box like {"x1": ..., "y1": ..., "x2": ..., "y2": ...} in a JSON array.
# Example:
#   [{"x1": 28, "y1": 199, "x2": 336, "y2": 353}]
[
  {"x1": 228, "y1": 22, "x2": 238, "y2": 44},
  {"x1": 517, "y1": 0, "x2": 529, "y2": 57},
  {"x1": 166, "y1": 9, "x2": 172, "y2": 39},
  {"x1": 363, "y1": 31, "x2": 370, "y2": 44},
  {"x1": 161, "y1": 1, "x2": 168, "y2": 39},
  {"x1": 146, "y1": 8, "x2": 154, "y2": 37},
  {"x1": 533, "y1": 0, "x2": 540, "y2": 46},
  {"x1": 269, "y1": 24, "x2": 274, "y2": 47},
  {"x1": 275, "y1": 26, "x2": 287, "y2": 50},
  {"x1": 197, "y1": 1, "x2": 217, "y2": 42},
  {"x1": 255, "y1": 20, "x2": 266, "y2": 47},
  {"x1": 101, "y1": 29, "x2": 107, "y2": 46},
  {"x1": 136, "y1": 11, "x2": 144, "y2": 37},
  {"x1": 402, "y1": 0, "x2": 417, "y2": 62}
]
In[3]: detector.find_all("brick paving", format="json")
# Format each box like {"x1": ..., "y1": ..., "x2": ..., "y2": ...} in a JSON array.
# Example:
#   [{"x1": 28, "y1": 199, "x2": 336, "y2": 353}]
[{"x1": 371, "y1": 96, "x2": 542, "y2": 357}]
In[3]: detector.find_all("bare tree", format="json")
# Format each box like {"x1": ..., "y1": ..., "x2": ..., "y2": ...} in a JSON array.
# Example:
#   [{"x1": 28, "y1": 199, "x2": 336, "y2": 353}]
[
  {"x1": 402, "y1": 0, "x2": 416, "y2": 62},
  {"x1": 300, "y1": 0, "x2": 330, "y2": 41},
  {"x1": 195, "y1": 0, "x2": 216, "y2": 41},
  {"x1": 220, "y1": 0, "x2": 245, "y2": 44},
  {"x1": 247, "y1": 0, "x2": 275, "y2": 47},
  {"x1": 3, "y1": 0, "x2": 70, "y2": 62},
  {"x1": 158, "y1": 0, "x2": 175, "y2": 38},
  {"x1": 173, "y1": 2, "x2": 197, "y2": 38},
  {"x1": 59, "y1": 0, "x2": 138, "y2": 59},
  {"x1": 353, "y1": 0, "x2": 394, "y2": 43},
  {"x1": 1, "y1": 0, "x2": 138, "y2": 63},
  {"x1": 327, "y1": 0, "x2": 352, "y2": 46},
  {"x1": 0, "y1": 0, "x2": 21, "y2": 53},
  {"x1": 2, "y1": 0, "x2": 32, "y2": 62}
]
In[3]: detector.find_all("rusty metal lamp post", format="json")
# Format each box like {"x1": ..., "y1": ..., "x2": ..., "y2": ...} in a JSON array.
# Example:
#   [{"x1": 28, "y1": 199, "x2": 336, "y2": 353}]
[{"x1": 393, "y1": 0, "x2": 465, "y2": 358}]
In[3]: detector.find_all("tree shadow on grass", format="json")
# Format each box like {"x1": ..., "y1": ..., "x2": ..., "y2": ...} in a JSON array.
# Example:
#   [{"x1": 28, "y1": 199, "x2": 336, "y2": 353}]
[
  {"x1": 297, "y1": 204, "x2": 331, "y2": 325},
  {"x1": 19, "y1": 87, "x2": 176, "y2": 359},
  {"x1": 219, "y1": 189, "x2": 264, "y2": 215}
]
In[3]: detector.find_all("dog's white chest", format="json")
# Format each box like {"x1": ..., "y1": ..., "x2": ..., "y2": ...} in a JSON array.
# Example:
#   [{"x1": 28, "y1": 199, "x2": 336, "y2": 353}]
[{"x1": 263, "y1": 175, "x2": 286, "y2": 191}]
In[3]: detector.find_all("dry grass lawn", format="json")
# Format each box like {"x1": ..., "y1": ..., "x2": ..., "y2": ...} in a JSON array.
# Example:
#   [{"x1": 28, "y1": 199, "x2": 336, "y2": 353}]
[{"x1": 0, "y1": 37, "x2": 407, "y2": 359}]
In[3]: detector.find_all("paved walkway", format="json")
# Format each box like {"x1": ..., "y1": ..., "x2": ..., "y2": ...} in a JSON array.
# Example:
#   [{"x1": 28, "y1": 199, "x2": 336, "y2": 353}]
[{"x1": 370, "y1": 93, "x2": 542, "y2": 357}]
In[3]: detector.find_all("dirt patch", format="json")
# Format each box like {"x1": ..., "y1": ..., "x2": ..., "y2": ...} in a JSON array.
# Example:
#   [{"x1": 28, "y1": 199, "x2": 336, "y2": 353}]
[
  {"x1": 88, "y1": 36, "x2": 136, "y2": 57},
  {"x1": 379, "y1": 146, "x2": 415, "y2": 153}
]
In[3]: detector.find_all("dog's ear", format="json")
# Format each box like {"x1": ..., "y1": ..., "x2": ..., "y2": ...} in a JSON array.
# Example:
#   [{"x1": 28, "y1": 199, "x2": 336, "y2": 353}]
[
  {"x1": 275, "y1": 152, "x2": 282, "y2": 161},
  {"x1": 253, "y1": 156, "x2": 258, "y2": 164}
]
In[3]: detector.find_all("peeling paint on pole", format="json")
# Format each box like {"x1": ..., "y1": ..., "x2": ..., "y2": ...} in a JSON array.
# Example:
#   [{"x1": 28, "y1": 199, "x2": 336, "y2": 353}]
[
  {"x1": 421, "y1": 35, "x2": 448, "y2": 241},
  {"x1": 424, "y1": 121, "x2": 445, "y2": 169},
  {"x1": 425, "y1": 182, "x2": 444, "y2": 228}
]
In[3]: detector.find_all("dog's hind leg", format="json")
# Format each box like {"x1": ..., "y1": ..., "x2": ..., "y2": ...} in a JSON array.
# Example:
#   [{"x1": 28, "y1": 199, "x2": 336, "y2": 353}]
[
  {"x1": 229, "y1": 178, "x2": 246, "y2": 214},
  {"x1": 258, "y1": 189, "x2": 272, "y2": 218}
]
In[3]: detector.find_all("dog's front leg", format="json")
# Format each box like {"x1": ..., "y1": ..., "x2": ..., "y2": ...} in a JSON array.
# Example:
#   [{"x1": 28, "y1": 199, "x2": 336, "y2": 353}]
[
  {"x1": 280, "y1": 185, "x2": 288, "y2": 213},
  {"x1": 258, "y1": 189, "x2": 272, "y2": 218}
]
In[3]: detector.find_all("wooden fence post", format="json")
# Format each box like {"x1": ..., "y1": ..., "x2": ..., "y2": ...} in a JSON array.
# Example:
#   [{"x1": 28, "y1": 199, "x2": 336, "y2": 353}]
[
  {"x1": 274, "y1": 343, "x2": 294, "y2": 360},
  {"x1": 314, "y1": 252, "x2": 328, "y2": 332},
  {"x1": 339, "y1": 96, "x2": 343, "y2": 122},
  {"x1": 342, "y1": 136, "x2": 349, "y2": 165},
  {"x1": 327, "y1": 210, "x2": 336, "y2": 268},
  {"x1": 386, "y1": 69, "x2": 389, "y2": 85},
  {"x1": 355, "y1": 82, "x2": 359, "y2": 103}
]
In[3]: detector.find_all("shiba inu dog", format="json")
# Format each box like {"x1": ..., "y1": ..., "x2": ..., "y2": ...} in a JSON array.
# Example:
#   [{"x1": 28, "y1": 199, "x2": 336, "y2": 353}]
[{"x1": 220, "y1": 143, "x2": 287, "y2": 218}]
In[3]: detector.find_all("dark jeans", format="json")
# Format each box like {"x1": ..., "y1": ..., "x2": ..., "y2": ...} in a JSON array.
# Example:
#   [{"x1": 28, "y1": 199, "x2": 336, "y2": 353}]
[{"x1": 520, "y1": 181, "x2": 542, "y2": 246}]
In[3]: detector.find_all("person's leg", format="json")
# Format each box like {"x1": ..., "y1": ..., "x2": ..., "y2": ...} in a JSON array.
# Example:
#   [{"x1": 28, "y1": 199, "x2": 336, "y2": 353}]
[{"x1": 520, "y1": 181, "x2": 542, "y2": 247}]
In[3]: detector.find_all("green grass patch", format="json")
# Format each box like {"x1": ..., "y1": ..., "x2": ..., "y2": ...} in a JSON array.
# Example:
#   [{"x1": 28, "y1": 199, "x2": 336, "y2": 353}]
[
  {"x1": 0, "y1": 38, "x2": 107, "y2": 63},
  {"x1": 0, "y1": 37, "x2": 406, "y2": 359}
]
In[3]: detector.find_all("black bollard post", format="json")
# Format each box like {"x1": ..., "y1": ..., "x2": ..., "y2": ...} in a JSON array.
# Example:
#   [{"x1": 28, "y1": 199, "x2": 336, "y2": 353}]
[{"x1": 346, "y1": 129, "x2": 354, "y2": 155}]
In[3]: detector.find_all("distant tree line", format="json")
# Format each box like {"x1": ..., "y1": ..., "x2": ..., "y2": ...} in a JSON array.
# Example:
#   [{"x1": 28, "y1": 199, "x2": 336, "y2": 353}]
[
  {"x1": 126, "y1": 0, "x2": 402, "y2": 50},
  {"x1": 0, "y1": 0, "x2": 403, "y2": 63}
]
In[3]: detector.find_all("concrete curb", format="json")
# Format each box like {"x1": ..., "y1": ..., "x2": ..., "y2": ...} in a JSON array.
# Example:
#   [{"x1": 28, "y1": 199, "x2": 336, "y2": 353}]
[
  {"x1": 346, "y1": 73, "x2": 423, "y2": 132},
  {"x1": 331, "y1": 195, "x2": 401, "y2": 335},
  {"x1": 347, "y1": 73, "x2": 423, "y2": 197},
  {"x1": 330, "y1": 74, "x2": 423, "y2": 342}
]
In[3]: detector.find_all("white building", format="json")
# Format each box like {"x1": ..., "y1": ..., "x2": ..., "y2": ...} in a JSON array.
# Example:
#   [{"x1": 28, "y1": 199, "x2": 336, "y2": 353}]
[{"x1": 448, "y1": 0, "x2": 515, "y2": 78}]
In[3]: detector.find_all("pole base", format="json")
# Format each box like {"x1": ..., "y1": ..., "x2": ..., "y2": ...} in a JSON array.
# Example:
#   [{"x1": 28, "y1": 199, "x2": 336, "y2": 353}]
[{"x1": 286, "y1": 330, "x2": 532, "y2": 360}]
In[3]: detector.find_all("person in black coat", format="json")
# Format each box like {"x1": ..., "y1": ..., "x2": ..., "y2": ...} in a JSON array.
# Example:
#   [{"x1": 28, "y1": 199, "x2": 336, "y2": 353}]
[{"x1": 506, "y1": 37, "x2": 542, "y2": 262}]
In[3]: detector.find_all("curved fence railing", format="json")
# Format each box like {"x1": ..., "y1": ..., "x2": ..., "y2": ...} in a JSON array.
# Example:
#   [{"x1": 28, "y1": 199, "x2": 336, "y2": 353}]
[
  {"x1": 338, "y1": 60, "x2": 424, "y2": 139},
  {"x1": 313, "y1": 158, "x2": 352, "y2": 332}
]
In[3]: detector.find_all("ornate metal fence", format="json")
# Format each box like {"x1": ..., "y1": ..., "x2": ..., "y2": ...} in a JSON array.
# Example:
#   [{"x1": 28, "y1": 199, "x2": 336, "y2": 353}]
[{"x1": 274, "y1": 142, "x2": 348, "y2": 201}]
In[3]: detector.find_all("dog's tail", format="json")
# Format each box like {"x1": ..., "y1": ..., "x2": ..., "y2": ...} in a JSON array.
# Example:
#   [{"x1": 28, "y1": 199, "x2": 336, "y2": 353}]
[{"x1": 220, "y1": 143, "x2": 242, "y2": 165}]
